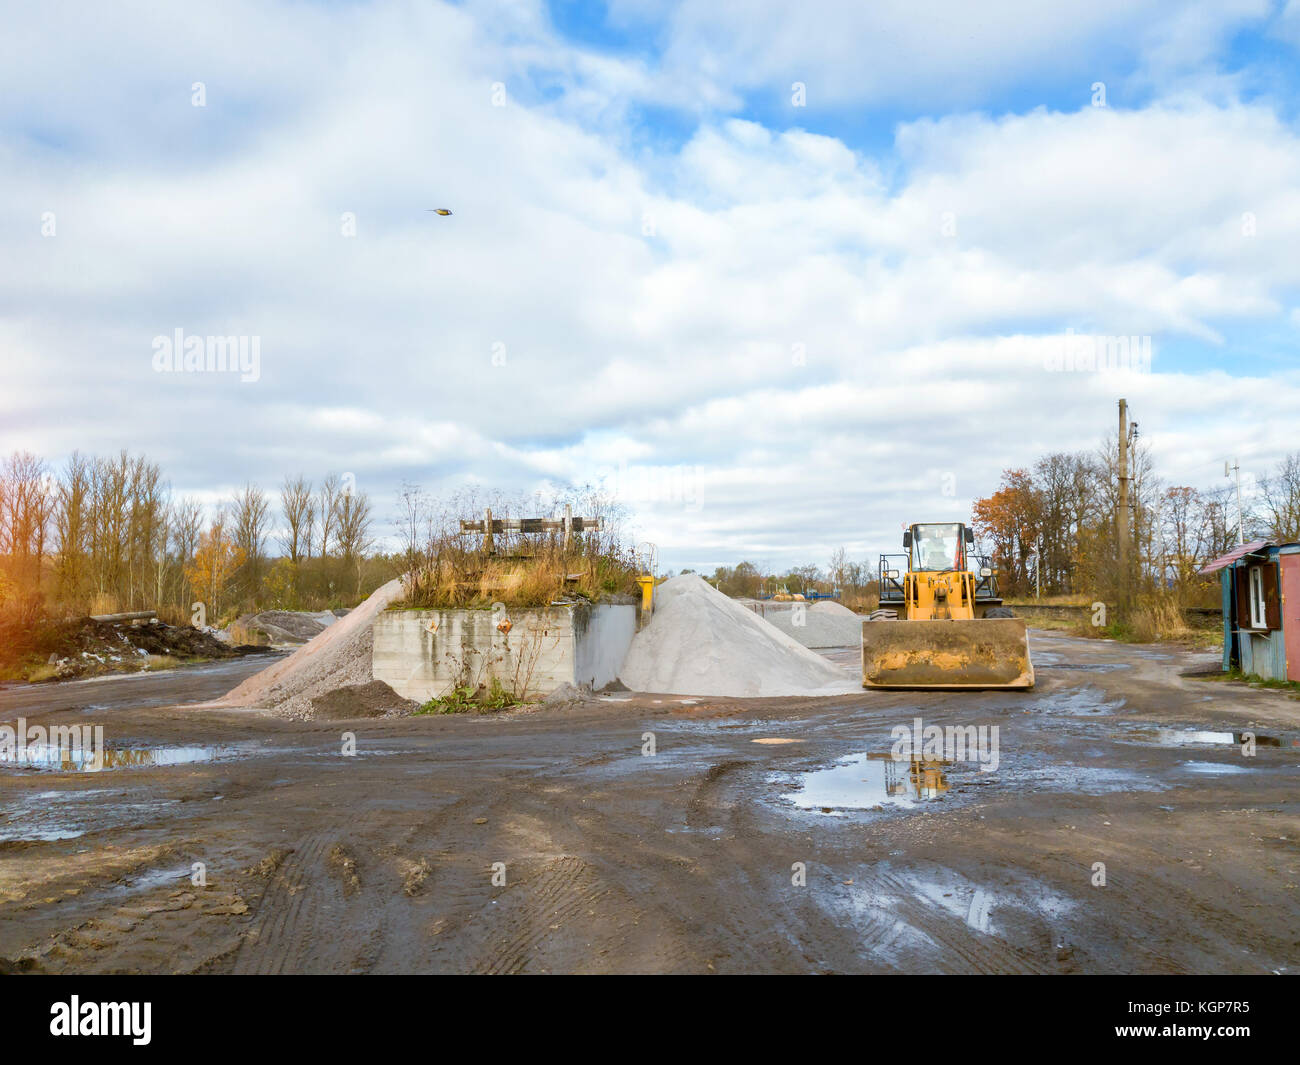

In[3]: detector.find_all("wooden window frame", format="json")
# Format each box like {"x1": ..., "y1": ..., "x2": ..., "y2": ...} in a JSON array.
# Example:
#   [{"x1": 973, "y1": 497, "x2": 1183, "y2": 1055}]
[
  {"x1": 1244, "y1": 561, "x2": 1282, "y2": 632},
  {"x1": 1249, "y1": 565, "x2": 1266, "y2": 629}
]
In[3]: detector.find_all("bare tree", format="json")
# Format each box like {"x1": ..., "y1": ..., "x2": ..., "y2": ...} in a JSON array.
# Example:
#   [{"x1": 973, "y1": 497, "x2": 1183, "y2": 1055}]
[
  {"x1": 335, "y1": 489, "x2": 374, "y2": 596},
  {"x1": 231, "y1": 483, "x2": 271, "y2": 599},
  {"x1": 279, "y1": 475, "x2": 313, "y2": 565},
  {"x1": 317, "y1": 474, "x2": 341, "y2": 560},
  {"x1": 1261, "y1": 452, "x2": 1300, "y2": 542},
  {"x1": 54, "y1": 451, "x2": 91, "y2": 604},
  {"x1": 170, "y1": 498, "x2": 204, "y2": 611},
  {"x1": 396, "y1": 482, "x2": 428, "y2": 577}
]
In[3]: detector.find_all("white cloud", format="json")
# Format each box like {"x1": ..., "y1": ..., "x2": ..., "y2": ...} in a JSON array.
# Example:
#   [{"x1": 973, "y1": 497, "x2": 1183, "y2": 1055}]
[
  {"x1": 1, "y1": 1, "x2": 1297, "y2": 571},
  {"x1": 620, "y1": 0, "x2": 1271, "y2": 109}
]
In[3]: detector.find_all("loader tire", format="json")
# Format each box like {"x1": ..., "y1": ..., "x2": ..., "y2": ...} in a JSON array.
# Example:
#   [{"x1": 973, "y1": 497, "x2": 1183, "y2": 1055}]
[{"x1": 984, "y1": 606, "x2": 1016, "y2": 618}]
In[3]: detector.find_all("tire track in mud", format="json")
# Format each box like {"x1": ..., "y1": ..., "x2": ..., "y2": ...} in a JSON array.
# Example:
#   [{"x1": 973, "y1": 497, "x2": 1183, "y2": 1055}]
[
  {"x1": 231, "y1": 801, "x2": 408, "y2": 974},
  {"x1": 232, "y1": 829, "x2": 335, "y2": 974},
  {"x1": 370, "y1": 791, "x2": 504, "y2": 971},
  {"x1": 440, "y1": 773, "x2": 711, "y2": 973},
  {"x1": 801, "y1": 862, "x2": 1063, "y2": 974},
  {"x1": 470, "y1": 856, "x2": 609, "y2": 974},
  {"x1": 672, "y1": 752, "x2": 1068, "y2": 973},
  {"x1": 1024, "y1": 836, "x2": 1290, "y2": 973},
  {"x1": 553, "y1": 754, "x2": 821, "y2": 972},
  {"x1": 5, "y1": 867, "x2": 252, "y2": 975}
]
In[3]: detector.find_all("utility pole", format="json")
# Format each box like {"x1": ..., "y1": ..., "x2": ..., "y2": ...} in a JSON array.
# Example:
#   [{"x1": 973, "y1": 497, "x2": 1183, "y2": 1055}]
[
  {"x1": 1117, "y1": 399, "x2": 1130, "y2": 614},
  {"x1": 1225, "y1": 459, "x2": 1244, "y2": 545}
]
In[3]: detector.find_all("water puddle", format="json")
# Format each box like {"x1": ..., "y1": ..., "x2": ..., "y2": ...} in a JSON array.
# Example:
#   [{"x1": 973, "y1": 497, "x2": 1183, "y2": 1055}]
[
  {"x1": 782, "y1": 753, "x2": 950, "y2": 814},
  {"x1": 0, "y1": 826, "x2": 85, "y2": 843},
  {"x1": 1155, "y1": 729, "x2": 1236, "y2": 746},
  {"x1": 1, "y1": 744, "x2": 226, "y2": 772},
  {"x1": 998, "y1": 763, "x2": 1165, "y2": 795},
  {"x1": 1028, "y1": 687, "x2": 1126, "y2": 716},
  {"x1": 0, "y1": 790, "x2": 180, "y2": 842},
  {"x1": 1181, "y1": 760, "x2": 1250, "y2": 775},
  {"x1": 108, "y1": 866, "x2": 190, "y2": 897},
  {"x1": 1038, "y1": 662, "x2": 1131, "y2": 673}
]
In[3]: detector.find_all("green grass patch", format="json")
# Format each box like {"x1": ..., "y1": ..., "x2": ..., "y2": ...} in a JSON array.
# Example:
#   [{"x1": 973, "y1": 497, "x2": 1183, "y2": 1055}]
[
  {"x1": 1188, "y1": 668, "x2": 1300, "y2": 696},
  {"x1": 416, "y1": 679, "x2": 520, "y2": 715}
]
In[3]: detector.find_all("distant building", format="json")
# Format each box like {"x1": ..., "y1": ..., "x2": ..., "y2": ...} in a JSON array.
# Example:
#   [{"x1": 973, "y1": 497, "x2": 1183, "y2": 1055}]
[{"x1": 1200, "y1": 541, "x2": 1300, "y2": 680}]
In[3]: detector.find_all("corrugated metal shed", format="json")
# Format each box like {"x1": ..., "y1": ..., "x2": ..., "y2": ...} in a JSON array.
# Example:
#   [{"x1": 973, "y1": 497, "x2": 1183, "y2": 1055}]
[
  {"x1": 1200, "y1": 539, "x2": 1271, "y2": 575},
  {"x1": 1214, "y1": 541, "x2": 1300, "y2": 681}
]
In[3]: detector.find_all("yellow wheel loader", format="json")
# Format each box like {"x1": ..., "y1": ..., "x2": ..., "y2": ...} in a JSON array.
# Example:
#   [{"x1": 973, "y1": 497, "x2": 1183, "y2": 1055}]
[{"x1": 862, "y1": 522, "x2": 1034, "y2": 690}]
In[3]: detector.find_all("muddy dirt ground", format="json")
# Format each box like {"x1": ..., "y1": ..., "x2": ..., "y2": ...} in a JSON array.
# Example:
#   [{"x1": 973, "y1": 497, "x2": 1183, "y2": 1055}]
[{"x1": 1, "y1": 632, "x2": 1297, "y2": 974}]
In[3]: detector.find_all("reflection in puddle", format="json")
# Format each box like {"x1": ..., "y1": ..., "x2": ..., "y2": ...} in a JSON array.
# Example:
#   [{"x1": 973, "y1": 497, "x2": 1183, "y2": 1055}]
[
  {"x1": 1181, "y1": 760, "x2": 1250, "y2": 775},
  {"x1": 1, "y1": 745, "x2": 224, "y2": 772},
  {"x1": 1001, "y1": 764, "x2": 1165, "y2": 795},
  {"x1": 0, "y1": 827, "x2": 85, "y2": 842},
  {"x1": 1156, "y1": 729, "x2": 1236, "y2": 746},
  {"x1": 783, "y1": 754, "x2": 949, "y2": 813},
  {"x1": 1028, "y1": 687, "x2": 1126, "y2": 716},
  {"x1": 0, "y1": 790, "x2": 179, "y2": 842}
]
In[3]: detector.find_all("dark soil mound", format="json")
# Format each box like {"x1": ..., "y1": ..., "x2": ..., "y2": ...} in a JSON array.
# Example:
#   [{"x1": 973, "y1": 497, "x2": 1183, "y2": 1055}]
[
  {"x1": 23, "y1": 618, "x2": 271, "y2": 682},
  {"x1": 310, "y1": 680, "x2": 419, "y2": 720}
]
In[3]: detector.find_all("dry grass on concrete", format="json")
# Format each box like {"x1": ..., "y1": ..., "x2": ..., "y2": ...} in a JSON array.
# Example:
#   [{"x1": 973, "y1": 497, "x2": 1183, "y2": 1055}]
[
  {"x1": 396, "y1": 493, "x2": 640, "y2": 610},
  {"x1": 399, "y1": 549, "x2": 639, "y2": 610}
]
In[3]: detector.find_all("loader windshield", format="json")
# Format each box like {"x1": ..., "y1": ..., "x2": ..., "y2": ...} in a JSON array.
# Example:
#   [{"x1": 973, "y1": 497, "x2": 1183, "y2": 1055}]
[{"x1": 911, "y1": 524, "x2": 962, "y2": 571}]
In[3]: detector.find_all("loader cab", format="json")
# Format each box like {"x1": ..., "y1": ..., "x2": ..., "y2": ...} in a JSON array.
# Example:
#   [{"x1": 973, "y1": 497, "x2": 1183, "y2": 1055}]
[{"x1": 904, "y1": 523, "x2": 974, "y2": 573}]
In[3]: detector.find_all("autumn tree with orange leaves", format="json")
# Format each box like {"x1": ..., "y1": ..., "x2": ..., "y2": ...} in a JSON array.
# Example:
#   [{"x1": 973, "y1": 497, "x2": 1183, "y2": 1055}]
[
  {"x1": 971, "y1": 469, "x2": 1042, "y2": 597},
  {"x1": 184, "y1": 516, "x2": 245, "y2": 621}
]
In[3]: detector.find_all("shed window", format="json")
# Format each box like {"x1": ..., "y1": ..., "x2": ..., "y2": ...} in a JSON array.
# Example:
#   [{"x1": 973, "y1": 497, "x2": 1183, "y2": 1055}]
[{"x1": 1248, "y1": 565, "x2": 1268, "y2": 629}]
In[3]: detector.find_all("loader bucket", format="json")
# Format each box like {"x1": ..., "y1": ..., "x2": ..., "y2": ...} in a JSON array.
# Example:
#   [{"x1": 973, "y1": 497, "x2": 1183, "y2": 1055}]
[{"x1": 861, "y1": 618, "x2": 1034, "y2": 690}]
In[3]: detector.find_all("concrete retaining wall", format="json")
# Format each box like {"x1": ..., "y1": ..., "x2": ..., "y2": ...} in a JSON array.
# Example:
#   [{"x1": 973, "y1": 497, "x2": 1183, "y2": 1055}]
[{"x1": 373, "y1": 602, "x2": 636, "y2": 703}]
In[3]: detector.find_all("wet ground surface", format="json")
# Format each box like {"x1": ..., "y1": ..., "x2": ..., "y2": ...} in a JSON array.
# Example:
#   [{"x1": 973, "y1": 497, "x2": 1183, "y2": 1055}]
[{"x1": 0, "y1": 632, "x2": 1297, "y2": 974}]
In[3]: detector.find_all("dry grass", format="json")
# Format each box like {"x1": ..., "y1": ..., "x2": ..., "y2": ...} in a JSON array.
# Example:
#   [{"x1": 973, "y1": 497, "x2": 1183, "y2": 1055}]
[
  {"x1": 396, "y1": 490, "x2": 640, "y2": 610},
  {"x1": 225, "y1": 619, "x2": 270, "y2": 646},
  {"x1": 400, "y1": 548, "x2": 638, "y2": 609},
  {"x1": 143, "y1": 654, "x2": 183, "y2": 672},
  {"x1": 88, "y1": 592, "x2": 120, "y2": 616},
  {"x1": 1129, "y1": 591, "x2": 1192, "y2": 643},
  {"x1": 842, "y1": 590, "x2": 879, "y2": 613},
  {"x1": 1003, "y1": 593, "x2": 1095, "y2": 607}
]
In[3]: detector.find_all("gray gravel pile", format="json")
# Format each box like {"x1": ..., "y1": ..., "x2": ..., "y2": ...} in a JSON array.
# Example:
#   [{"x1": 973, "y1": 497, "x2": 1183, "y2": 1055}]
[{"x1": 753, "y1": 600, "x2": 864, "y2": 649}]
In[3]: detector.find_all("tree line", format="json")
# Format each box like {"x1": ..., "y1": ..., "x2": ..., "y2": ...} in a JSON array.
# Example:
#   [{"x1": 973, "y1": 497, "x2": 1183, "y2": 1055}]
[
  {"x1": 971, "y1": 440, "x2": 1300, "y2": 603},
  {"x1": 689, "y1": 553, "x2": 880, "y2": 610},
  {"x1": 686, "y1": 444, "x2": 1300, "y2": 613},
  {"x1": 0, "y1": 451, "x2": 384, "y2": 626}
]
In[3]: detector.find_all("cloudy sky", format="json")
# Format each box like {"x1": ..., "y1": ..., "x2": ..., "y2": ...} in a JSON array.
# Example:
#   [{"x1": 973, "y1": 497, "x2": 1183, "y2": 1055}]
[{"x1": 3, "y1": 0, "x2": 1299, "y2": 571}]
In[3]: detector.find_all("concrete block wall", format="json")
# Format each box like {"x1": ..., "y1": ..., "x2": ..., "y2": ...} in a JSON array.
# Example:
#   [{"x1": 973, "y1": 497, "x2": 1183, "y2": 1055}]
[{"x1": 373, "y1": 602, "x2": 636, "y2": 703}]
